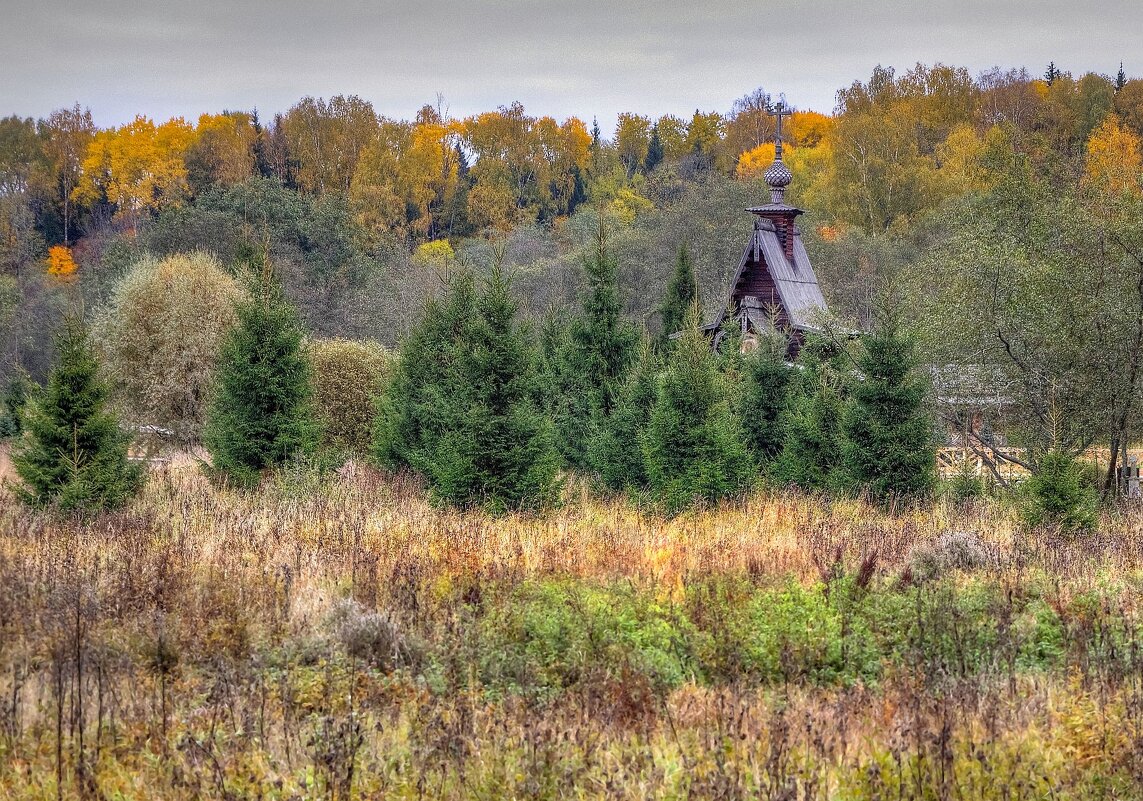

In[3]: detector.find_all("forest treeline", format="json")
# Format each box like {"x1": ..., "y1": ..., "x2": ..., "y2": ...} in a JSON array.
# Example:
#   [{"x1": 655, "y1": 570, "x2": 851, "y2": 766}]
[
  {"x1": 3, "y1": 62, "x2": 1141, "y2": 343},
  {"x1": 3, "y1": 61, "x2": 1143, "y2": 514}
]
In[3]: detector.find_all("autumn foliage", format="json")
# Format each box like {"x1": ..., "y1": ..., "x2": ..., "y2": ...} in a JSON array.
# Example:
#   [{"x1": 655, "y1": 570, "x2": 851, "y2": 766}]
[{"x1": 44, "y1": 245, "x2": 77, "y2": 278}]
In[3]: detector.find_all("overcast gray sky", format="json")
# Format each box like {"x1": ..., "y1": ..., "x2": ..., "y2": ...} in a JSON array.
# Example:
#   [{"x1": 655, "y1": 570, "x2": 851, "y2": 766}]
[{"x1": 2, "y1": 0, "x2": 1138, "y2": 131}]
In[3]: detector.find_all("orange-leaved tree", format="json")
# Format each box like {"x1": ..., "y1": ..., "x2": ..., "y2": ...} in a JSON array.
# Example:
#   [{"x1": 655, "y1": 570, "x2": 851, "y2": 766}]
[{"x1": 45, "y1": 245, "x2": 78, "y2": 279}]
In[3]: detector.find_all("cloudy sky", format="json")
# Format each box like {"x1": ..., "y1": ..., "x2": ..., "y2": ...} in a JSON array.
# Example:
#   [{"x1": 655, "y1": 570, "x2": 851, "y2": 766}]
[{"x1": 3, "y1": 0, "x2": 1138, "y2": 131}]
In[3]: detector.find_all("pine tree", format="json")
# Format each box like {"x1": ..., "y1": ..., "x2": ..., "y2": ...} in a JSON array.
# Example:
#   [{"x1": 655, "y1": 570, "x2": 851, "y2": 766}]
[
  {"x1": 644, "y1": 124, "x2": 664, "y2": 173},
  {"x1": 643, "y1": 305, "x2": 753, "y2": 514},
  {"x1": 203, "y1": 269, "x2": 317, "y2": 487},
  {"x1": 840, "y1": 315, "x2": 935, "y2": 500},
  {"x1": 770, "y1": 342, "x2": 844, "y2": 491},
  {"x1": 12, "y1": 318, "x2": 142, "y2": 511},
  {"x1": 378, "y1": 267, "x2": 559, "y2": 511},
  {"x1": 591, "y1": 342, "x2": 660, "y2": 493},
  {"x1": 1045, "y1": 62, "x2": 1059, "y2": 86},
  {"x1": 658, "y1": 243, "x2": 697, "y2": 350},
  {"x1": 741, "y1": 330, "x2": 793, "y2": 465},
  {"x1": 1116, "y1": 63, "x2": 1127, "y2": 92}
]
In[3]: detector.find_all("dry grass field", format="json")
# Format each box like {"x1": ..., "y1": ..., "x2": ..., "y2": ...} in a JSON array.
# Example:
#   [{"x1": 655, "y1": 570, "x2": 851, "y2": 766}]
[{"x1": 2, "y1": 456, "x2": 1143, "y2": 799}]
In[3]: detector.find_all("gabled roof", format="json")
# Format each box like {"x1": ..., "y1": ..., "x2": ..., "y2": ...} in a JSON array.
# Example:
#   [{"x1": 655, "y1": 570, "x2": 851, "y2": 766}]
[{"x1": 706, "y1": 220, "x2": 828, "y2": 333}]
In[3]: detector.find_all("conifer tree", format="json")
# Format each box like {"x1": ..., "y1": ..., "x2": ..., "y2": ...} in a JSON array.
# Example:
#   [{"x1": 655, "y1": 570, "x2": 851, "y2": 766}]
[
  {"x1": 1045, "y1": 62, "x2": 1059, "y2": 86},
  {"x1": 427, "y1": 265, "x2": 559, "y2": 510},
  {"x1": 840, "y1": 314, "x2": 935, "y2": 500},
  {"x1": 378, "y1": 267, "x2": 559, "y2": 510},
  {"x1": 375, "y1": 273, "x2": 477, "y2": 471},
  {"x1": 644, "y1": 124, "x2": 664, "y2": 173},
  {"x1": 573, "y1": 214, "x2": 638, "y2": 416},
  {"x1": 548, "y1": 213, "x2": 638, "y2": 469},
  {"x1": 0, "y1": 370, "x2": 33, "y2": 438},
  {"x1": 740, "y1": 330, "x2": 793, "y2": 465},
  {"x1": 203, "y1": 268, "x2": 317, "y2": 487},
  {"x1": 658, "y1": 243, "x2": 697, "y2": 351},
  {"x1": 643, "y1": 305, "x2": 753, "y2": 514},
  {"x1": 591, "y1": 342, "x2": 660, "y2": 493},
  {"x1": 1023, "y1": 449, "x2": 1098, "y2": 532},
  {"x1": 770, "y1": 341, "x2": 844, "y2": 491},
  {"x1": 12, "y1": 318, "x2": 142, "y2": 511},
  {"x1": 1117, "y1": 63, "x2": 1127, "y2": 92},
  {"x1": 534, "y1": 313, "x2": 592, "y2": 469}
]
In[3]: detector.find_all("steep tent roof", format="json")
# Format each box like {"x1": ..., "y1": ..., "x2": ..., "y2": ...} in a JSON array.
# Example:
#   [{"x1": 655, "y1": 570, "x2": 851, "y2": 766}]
[
  {"x1": 708, "y1": 219, "x2": 828, "y2": 333},
  {"x1": 704, "y1": 98, "x2": 829, "y2": 353}
]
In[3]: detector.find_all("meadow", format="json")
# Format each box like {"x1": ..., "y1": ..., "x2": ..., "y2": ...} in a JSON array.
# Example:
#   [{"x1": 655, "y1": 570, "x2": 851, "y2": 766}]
[{"x1": 2, "y1": 458, "x2": 1143, "y2": 800}]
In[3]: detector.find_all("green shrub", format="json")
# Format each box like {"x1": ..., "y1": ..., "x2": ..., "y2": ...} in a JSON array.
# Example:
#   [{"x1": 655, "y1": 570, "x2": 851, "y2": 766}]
[
  {"x1": 478, "y1": 581, "x2": 697, "y2": 700},
  {"x1": 308, "y1": 338, "x2": 391, "y2": 455},
  {"x1": 736, "y1": 581, "x2": 880, "y2": 685}
]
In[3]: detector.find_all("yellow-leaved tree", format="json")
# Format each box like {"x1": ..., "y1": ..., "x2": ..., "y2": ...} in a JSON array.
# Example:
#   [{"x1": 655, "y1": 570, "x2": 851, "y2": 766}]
[
  {"x1": 1084, "y1": 114, "x2": 1143, "y2": 195},
  {"x1": 73, "y1": 116, "x2": 195, "y2": 233},
  {"x1": 615, "y1": 113, "x2": 652, "y2": 177},
  {"x1": 186, "y1": 112, "x2": 256, "y2": 194},
  {"x1": 463, "y1": 104, "x2": 591, "y2": 227},
  {"x1": 412, "y1": 239, "x2": 457, "y2": 276},
  {"x1": 735, "y1": 142, "x2": 777, "y2": 180},
  {"x1": 350, "y1": 106, "x2": 464, "y2": 243},
  {"x1": 281, "y1": 95, "x2": 379, "y2": 195}
]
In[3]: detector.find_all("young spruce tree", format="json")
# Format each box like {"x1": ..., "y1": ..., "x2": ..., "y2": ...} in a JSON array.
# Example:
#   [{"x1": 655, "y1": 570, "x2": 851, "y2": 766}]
[
  {"x1": 770, "y1": 341, "x2": 845, "y2": 491},
  {"x1": 1023, "y1": 449, "x2": 1098, "y2": 532},
  {"x1": 203, "y1": 268, "x2": 317, "y2": 487},
  {"x1": 374, "y1": 273, "x2": 477, "y2": 471},
  {"x1": 591, "y1": 341, "x2": 660, "y2": 493},
  {"x1": 13, "y1": 317, "x2": 142, "y2": 511},
  {"x1": 840, "y1": 314, "x2": 935, "y2": 500},
  {"x1": 378, "y1": 267, "x2": 559, "y2": 511},
  {"x1": 643, "y1": 305, "x2": 753, "y2": 514},
  {"x1": 658, "y1": 242, "x2": 696, "y2": 351},
  {"x1": 740, "y1": 329, "x2": 793, "y2": 465},
  {"x1": 549, "y1": 212, "x2": 638, "y2": 469},
  {"x1": 535, "y1": 312, "x2": 591, "y2": 470}
]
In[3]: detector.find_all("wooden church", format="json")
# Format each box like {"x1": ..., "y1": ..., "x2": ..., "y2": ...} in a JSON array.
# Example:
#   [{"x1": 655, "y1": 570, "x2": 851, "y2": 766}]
[{"x1": 704, "y1": 102, "x2": 828, "y2": 358}]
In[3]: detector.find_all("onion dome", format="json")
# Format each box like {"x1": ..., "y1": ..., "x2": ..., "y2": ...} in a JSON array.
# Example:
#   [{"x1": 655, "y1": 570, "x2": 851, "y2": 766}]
[
  {"x1": 764, "y1": 155, "x2": 792, "y2": 204},
  {"x1": 763, "y1": 159, "x2": 793, "y2": 189}
]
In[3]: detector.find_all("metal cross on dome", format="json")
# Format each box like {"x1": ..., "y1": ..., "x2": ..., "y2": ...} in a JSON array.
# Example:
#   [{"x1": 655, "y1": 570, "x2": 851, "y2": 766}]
[{"x1": 769, "y1": 94, "x2": 789, "y2": 157}]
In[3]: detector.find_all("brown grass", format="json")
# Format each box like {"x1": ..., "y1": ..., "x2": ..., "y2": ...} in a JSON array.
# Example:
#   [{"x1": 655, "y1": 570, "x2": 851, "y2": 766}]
[{"x1": 2, "y1": 460, "x2": 1143, "y2": 799}]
